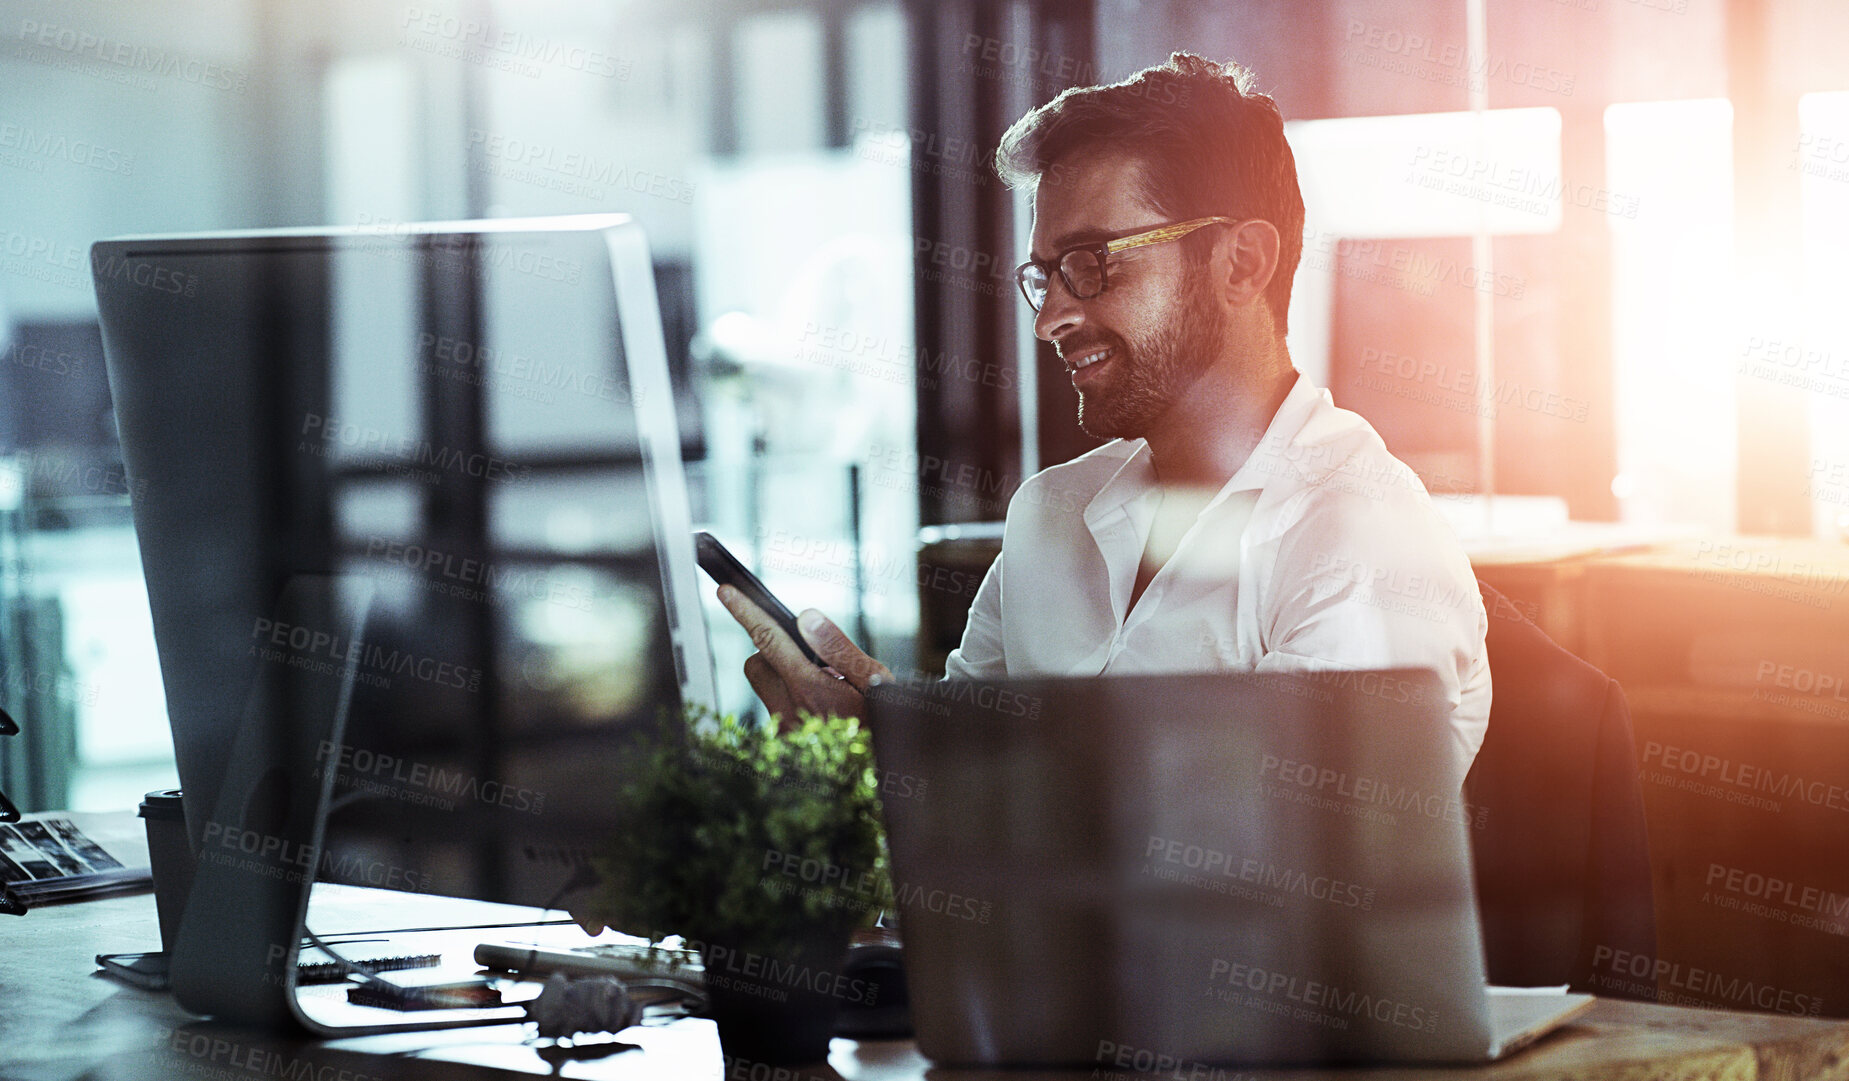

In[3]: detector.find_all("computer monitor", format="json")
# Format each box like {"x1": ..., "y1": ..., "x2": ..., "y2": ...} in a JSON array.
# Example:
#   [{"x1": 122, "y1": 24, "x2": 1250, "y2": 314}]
[{"x1": 93, "y1": 216, "x2": 717, "y2": 1025}]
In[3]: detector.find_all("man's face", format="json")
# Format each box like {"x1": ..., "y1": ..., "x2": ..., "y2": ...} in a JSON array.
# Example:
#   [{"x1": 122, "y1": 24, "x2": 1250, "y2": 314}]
[{"x1": 1029, "y1": 153, "x2": 1228, "y2": 441}]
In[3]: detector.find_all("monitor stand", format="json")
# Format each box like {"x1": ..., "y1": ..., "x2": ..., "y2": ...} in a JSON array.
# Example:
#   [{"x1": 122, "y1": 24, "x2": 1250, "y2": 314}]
[{"x1": 170, "y1": 575, "x2": 373, "y2": 1031}]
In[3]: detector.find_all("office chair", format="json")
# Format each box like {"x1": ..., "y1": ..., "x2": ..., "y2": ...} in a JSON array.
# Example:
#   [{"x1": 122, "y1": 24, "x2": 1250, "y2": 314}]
[{"x1": 1464, "y1": 581, "x2": 1657, "y2": 994}]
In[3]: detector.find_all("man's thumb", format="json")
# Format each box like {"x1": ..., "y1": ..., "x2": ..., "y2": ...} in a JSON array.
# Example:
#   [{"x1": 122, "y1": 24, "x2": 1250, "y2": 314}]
[{"x1": 798, "y1": 609, "x2": 889, "y2": 687}]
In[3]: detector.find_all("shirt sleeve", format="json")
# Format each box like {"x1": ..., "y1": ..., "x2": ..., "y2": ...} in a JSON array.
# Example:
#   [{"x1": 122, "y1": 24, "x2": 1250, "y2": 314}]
[
  {"x1": 1255, "y1": 484, "x2": 1491, "y2": 772},
  {"x1": 943, "y1": 551, "x2": 1005, "y2": 680}
]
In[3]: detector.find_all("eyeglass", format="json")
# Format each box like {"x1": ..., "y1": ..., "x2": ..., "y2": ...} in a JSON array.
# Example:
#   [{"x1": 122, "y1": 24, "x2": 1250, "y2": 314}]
[{"x1": 1014, "y1": 215, "x2": 1239, "y2": 312}]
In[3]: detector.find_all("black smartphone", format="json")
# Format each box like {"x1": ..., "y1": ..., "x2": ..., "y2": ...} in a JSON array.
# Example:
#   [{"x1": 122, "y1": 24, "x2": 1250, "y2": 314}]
[{"x1": 693, "y1": 530, "x2": 830, "y2": 669}]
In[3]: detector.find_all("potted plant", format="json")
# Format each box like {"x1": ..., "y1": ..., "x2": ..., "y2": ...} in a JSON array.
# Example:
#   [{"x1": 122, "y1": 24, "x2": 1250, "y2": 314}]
[{"x1": 577, "y1": 707, "x2": 891, "y2": 1065}]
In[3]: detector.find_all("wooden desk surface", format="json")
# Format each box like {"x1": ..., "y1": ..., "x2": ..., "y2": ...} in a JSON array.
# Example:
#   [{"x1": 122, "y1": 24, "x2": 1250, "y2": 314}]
[{"x1": 5, "y1": 886, "x2": 1848, "y2": 1081}]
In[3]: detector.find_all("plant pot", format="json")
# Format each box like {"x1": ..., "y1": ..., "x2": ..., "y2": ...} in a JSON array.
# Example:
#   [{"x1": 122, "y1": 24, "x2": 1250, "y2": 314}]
[{"x1": 701, "y1": 926, "x2": 855, "y2": 1066}]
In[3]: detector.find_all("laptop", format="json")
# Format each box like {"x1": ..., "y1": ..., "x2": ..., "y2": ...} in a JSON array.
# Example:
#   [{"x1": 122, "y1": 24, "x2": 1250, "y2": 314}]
[{"x1": 865, "y1": 669, "x2": 1592, "y2": 1067}]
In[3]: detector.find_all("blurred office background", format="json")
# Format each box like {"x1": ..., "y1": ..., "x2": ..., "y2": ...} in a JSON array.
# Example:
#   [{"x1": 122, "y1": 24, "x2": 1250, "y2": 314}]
[{"x1": 3, "y1": 0, "x2": 1849, "y2": 1007}]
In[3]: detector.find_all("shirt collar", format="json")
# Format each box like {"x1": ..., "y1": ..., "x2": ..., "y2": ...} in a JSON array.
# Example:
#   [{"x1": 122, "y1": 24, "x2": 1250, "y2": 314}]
[
  {"x1": 1081, "y1": 442, "x2": 1157, "y2": 529},
  {"x1": 1080, "y1": 371, "x2": 1320, "y2": 528},
  {"x1": 1222, "y1": 371, "x2": 1322, "y2": 496}
]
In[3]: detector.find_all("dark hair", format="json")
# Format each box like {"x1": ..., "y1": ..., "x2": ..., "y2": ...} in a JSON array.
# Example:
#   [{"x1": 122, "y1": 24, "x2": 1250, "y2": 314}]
[{"x1": 995, "y1": 52, "x2": 1305, "y2": 335}]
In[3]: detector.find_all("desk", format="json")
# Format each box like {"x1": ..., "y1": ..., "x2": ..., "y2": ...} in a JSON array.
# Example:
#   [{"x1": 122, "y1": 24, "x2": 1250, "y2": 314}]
[{"x1": 5, "y1": 886, "x2": 1848, "y2": 1080}]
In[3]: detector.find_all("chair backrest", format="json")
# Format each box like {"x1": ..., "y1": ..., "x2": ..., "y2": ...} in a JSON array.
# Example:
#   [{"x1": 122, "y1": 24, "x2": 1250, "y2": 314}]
[{"x1": 1464, "y1": 581, "x2": 1657, "y2": 992}]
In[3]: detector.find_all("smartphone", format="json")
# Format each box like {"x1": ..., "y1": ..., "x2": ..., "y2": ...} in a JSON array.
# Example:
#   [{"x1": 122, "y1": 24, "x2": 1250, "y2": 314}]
[
  {"x1": 96, "y1": 950, "x2": 171, "y2": 991},
  {"x1": 693, "y1": 530, "x2": 830, "y2": 669}
]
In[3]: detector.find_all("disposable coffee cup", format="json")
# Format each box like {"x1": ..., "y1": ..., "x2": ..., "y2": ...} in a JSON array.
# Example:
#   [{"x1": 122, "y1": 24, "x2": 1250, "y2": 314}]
[{"x1": 137, "y1": 789, "x2": 194, "y2": 954}]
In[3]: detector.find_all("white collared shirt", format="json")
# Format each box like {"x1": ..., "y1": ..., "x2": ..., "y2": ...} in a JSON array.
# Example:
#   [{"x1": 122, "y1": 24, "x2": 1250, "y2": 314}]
[{"x1": 944, "y1": 373, "x2": 1491, "y2": 771}]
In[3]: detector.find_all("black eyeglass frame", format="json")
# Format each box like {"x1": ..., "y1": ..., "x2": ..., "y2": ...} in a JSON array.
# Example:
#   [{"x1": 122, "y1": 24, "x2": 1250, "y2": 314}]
[{"x1": 1013, "y1": 215, "x2": 1243, "y2": 312}]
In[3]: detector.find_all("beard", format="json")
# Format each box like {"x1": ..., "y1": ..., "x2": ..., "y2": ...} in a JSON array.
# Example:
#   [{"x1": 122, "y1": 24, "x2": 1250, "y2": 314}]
[{"x1": 1073, "y1": 277, "x2": 1227, "y2": 441}]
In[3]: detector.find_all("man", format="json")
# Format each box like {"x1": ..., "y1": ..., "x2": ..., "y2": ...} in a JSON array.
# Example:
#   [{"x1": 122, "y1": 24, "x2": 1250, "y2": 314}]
[{"x1": 720, "y1": 52, "x2": 1489, "y2": 770}]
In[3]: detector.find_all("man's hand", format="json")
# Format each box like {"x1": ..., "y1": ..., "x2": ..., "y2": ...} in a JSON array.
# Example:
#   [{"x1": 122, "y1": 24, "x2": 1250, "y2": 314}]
[{"x1": 717, "y1": 585, "x2": 892, "y2": 730}]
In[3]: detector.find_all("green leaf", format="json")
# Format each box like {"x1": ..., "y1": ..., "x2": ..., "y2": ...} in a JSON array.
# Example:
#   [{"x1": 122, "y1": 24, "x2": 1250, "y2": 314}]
[{"x1": 586, "y1": 704, "x2": 892, "y2": 956}]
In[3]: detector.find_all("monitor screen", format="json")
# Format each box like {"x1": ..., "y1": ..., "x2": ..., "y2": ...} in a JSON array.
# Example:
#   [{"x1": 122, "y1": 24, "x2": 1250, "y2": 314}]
[{"x1": 94, "y1": 216, "x2": 715, "y2": 911}]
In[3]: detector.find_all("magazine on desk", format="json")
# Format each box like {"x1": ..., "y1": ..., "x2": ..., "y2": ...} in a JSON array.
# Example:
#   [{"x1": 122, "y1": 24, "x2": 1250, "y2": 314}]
[{"x1": 0, "y1": 810, "x2": 151, "y2": 904}]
